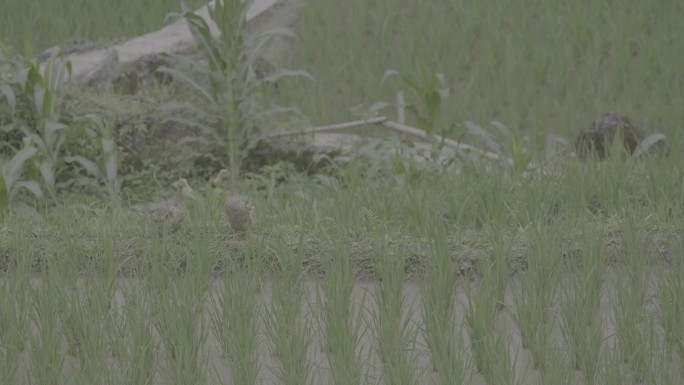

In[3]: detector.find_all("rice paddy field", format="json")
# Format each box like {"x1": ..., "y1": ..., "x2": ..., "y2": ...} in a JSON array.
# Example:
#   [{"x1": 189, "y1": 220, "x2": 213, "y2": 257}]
[{"x1": 1, "y1": 0, "x2": 684, "y2": 384}]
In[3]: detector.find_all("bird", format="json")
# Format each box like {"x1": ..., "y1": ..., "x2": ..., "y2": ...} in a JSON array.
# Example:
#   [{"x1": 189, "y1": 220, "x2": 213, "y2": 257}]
[
  {"x1": 148, "y1": 178, "x2": 193, "y2": 234},
  {"x1": 212, "y1": 169, "x2": 255, "y2": 235}
]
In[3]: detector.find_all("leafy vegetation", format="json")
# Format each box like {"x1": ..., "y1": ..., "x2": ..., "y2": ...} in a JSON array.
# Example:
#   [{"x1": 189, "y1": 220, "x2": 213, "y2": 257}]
[
  {"x1": 159, "y1": 0, "x2": 312, "y2": 179},
  {"x1": 0, "y1": 0, "x2": 682, "y2": 383}
]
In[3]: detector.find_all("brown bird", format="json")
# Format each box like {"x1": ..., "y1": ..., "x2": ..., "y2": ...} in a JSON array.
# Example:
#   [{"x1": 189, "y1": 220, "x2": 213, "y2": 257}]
[
  {"x1": 148, "y1": 178, "x2": 193, "y2": 234},
  {"x1": 213, "y1": 169, "x2": 255, "y2": 234}
]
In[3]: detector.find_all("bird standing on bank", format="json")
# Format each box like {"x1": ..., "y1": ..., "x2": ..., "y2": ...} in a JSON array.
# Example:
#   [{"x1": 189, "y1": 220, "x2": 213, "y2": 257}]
[
  {"x1": 213, "y1": 169, "x2": 255, "y2": 235},
  {"x1": 148, "y1": 178, "x2": 193, "y2": 234}
]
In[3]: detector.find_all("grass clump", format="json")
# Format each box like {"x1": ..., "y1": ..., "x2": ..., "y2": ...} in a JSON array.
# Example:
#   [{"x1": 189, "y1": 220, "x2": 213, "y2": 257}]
[
  {"x1": 264, "y1": 225, "x2": 313, "y2": 385},
  {"x1": 370, "y1": 223, "x2": 422, "y2": 385},
  {"x1": 210, "y1": 255, "x2": 261, "y2": 385},
  {"x1": 0, "y1": 0, "x2": 208, "y2": 54},
  {"x1": 28, "y1": 279, "x2": 66, "y2": 385},
  {"x1": 0, "y1": 263, "x2": 30, "y2": 385},
  {"x1": 464, "y1": 272, "x2": 515, "y2": 383},
  {"x1": 559, "y1": 225, "x2": 607, "y2": 384},
  {"x1": 658, "y1": 238, "x2": 684, "y2": 375},
  {"x1": 512, "y1": 221, "x2": 563, "y2": 370},
  {"x1": 115, "y1": 282, "x2": 158, "y2": 385},
  {"x1": 315, "y1": 224, "x2": 369, "y2": 385},
  {"x1": 419, "y1": 221, "x2": 469, "y2": 384}
]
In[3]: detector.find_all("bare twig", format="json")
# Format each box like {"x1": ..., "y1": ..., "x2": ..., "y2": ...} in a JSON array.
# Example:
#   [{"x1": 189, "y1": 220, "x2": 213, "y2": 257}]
[
  {"x1": 258, "y1": 116, "x2": 529, "y2": 168},
  {"x1": 259, "y1": 117, "x2": 387, "y2": 139},
  {"x1": 381, "y1": 120, "x2": 505, "y2": 162}
]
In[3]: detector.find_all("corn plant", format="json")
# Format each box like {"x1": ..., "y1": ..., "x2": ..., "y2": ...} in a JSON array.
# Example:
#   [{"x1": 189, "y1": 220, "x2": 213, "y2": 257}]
[
  {"x1": 159, "y1": 0, "x2": 313, "y2": 178},
  {"x1": 64, "y1": 115, "x2": 122, "y2": 205},
  {"x1": 1, "y1": 51, "x2": 119, "y2": 206},
  {"x1": 4, "y1": 53, "x2": 70, "y2": 198},
  {"x1": 1, "y1": 141, "x2": 42, "y2": 206},
  {"x1": 381, "y1": 65, "x2": 454, "y2": 140}
]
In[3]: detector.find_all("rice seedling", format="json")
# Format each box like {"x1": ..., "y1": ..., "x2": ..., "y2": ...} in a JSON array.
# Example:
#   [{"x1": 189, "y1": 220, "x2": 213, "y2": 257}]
[
  {"x1": 512, "y1": 220, "x2": 563, "y2": 370},
  {"x1": 599, "y1": 348, "x2": 626, "y2": 385},
  {"x1": 537, "y1": 344, "x2": 575, "y2": 385},
  {"x1": 370, "y1": 224, "x2": 422, "y2": 385},
  {"x1": 58, "y1": 278, "x2": 115, "y2": 384},
  {"x1": 462, "y1": 272, "x2": 498, "y2": 377},
  {"x1": 0, "y1": 264, "x2": 30, "y2": 385},
  {"x1": 116, "y1": 281, "x2": 158, "y2": 385},
  {"x1": 263, "y1": 224, "x2": 313, "y2": 385},
  {"x1": 314, "y1": 224, "x2": 369, "y2": 385},
  {"x1": 28, "y1": 278, "x2": 66, "y2": 385},
  {"x1": 210, "y1": 250, "x2": 261, "y2": 385},
  {"x1": 658, "y1": 242, "x2": 684, "y2": 375},
  {"x1": 419, "y1": 220, "x2": 469, "y2": 384},
  {"x1": 151, "y1": 264, "x2": 211, "y2": 385},
  {"x1": 476, "y1": 173, "x2": 515, "y2": 309},
  {"x1": 464, "y1": 272, "x2": 518, "y2": 385},
  {"x1": 481, "y1": 332, "x2": 518, "y2": 385},
  {"x1": 610, "y1": 214, "x2": 654, "y2": 382},
  {"x1": 652, "y1": 339, "x2": 678, "y2": 385},
  {"x1": 558, "y1": 225, "x2": 607, "y2": 384},
  {"x1": 612, "y1": 273, "x2": 663, "y2": 384}
]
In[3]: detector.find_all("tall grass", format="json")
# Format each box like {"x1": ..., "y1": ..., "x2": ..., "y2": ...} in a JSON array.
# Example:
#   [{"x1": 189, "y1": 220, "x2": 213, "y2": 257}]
[
  {"x1": 0, "y1": 0, "x2": 207, "y2": 53},
  {"x1": 285, "y1": 0, "x2": 684, "y2": 147}
]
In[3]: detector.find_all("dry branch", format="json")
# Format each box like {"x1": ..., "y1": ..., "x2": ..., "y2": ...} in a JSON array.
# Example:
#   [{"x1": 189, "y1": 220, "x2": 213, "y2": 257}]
[
  {"x1": 259, "y1": 116, "x2": 515, "y2": 165},
  {"x1": 380, "y1": 120, "x2": 506, "y2": 162},
  {"x1": 259, "y1": 116, "x2": 387, "y2": 139}
]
